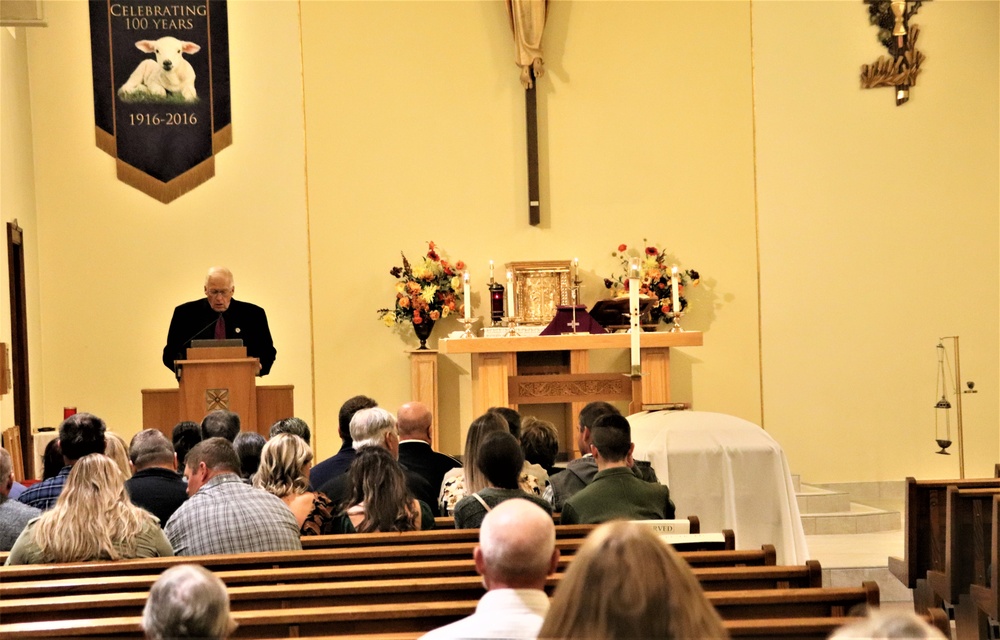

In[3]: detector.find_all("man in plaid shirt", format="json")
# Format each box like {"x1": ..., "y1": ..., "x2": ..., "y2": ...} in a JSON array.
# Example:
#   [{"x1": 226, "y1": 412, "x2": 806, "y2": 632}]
[
  {"x1": 165, "y1": 437, "x2": 301, "y2": 555},
  {"x1": 19, "y1": 413, "x2": 107, "y2": 511}
]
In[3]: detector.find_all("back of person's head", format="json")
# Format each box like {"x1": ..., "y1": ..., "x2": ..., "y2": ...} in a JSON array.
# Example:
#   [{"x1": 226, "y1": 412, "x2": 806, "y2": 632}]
[
  {"x1": 184, "y1": 437, "x2": 240, "y2": 475},
  {"x1": 590, "y1": 413, "x2": 632, "y2": 462},
  {"x1": 344, "y1": 446, "x2": 416, "y2": 533},
  {"x1": 171, "y1": 421, "x2": 202, "y2": 469},
  {"x1": 0, "y1": 447, "x2": 13, "y2": 498},
  {"x1": 34, "y1": 454, "x2": 151, "y2": 562},
  {"x1": 488, "y1": 407, "x2": 522, "y2": 438},
  {"x1": 268, "y1": 417, "x2": 311, "y2": 445},
  {"x1": 396, "y1": 402, "x2": 432, "y2": 440},
  {"x1": 59, "y1": 413, "x2": 107, "y2": 461},
  {"x1": 350, "y1": 407, "x2": 397, "y2": 450},
  {"x1": 477, "y1": 431, "x2": 524, "y2": 490},
  {"x1": 539, "y1": 521, "x2": 728, "y2": 640},
  {"x1": 253, "y1": 433, "x2": 312, "y2": 498},
  {"x1": 42, "y1": 438, "x2": 64, "y2": 480},
  {"x1": 520, "y1": 416, "x2": 559, "y2": 471},
  {"x1": 338, "y1": 395, "x2": 378, "y2": 442},
  {"x1": 478, "y1": 498, "x2": 557, "y2": 589},
  {"x1": 201, "y1": 411, "x2": 241, "y2": 442},
  {"x1": 142, "y1": 564, "x2": 234, "y2": 640},
  {"x1": 104, "y1": 432, "x2": 132, "y2": 479},
  {"x1": 578, "y1": 401, "x2": 621, "y2": 431},
  {"x1": 129, "y1": 430, "x2": 176, "y2": 471},
  {"x1": 463, "y1": 412, "x2": 511, "y2": 495},
  {"x1": 829, "y1": 611, "x2": 947, "y2": 639},
  {"x1": 233, "y1": 432, "x2": 266, "y2": 480}
]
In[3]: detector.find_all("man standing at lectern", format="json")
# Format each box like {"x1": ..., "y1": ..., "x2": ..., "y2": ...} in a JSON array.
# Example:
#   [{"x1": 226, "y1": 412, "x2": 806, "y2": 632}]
[{"x1": 162, "y1": 267, "x2": 276, "y2": 376}]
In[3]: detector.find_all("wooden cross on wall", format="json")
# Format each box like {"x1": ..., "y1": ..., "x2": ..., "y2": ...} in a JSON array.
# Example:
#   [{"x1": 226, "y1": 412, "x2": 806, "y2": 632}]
[{"x1": 507, "y1": 0, "x2": 548, "y2": 225}]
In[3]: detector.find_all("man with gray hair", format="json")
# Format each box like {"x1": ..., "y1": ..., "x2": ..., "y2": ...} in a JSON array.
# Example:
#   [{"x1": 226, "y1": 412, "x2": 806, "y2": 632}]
[
  {"x1": 125, "y1": 429, "x2": 188, "y2": 526},
  {"x1": 201, "y1": 410, "x2": 241, "y2": 442},
  {"x1": 317, "y1": 407, "x2": 438, "y2": 515},
  {"x1": 419, "y1": 499, "x2": 559, "y2": 639},
  {"x1": 0, "y1": 447, "x2": 40, "y2": 551},
  {"x1": 142, "y1": 564, "x2": 234, "y2": 639},
  {"x1": 162, "y1": 266, "x2": 276, "y2": 376}
]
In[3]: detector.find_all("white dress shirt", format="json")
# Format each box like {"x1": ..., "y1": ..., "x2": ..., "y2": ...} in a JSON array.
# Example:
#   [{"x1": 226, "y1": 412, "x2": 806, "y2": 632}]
[{"x1": 419, "y1": 588, "x2": 550, "y2": 640}]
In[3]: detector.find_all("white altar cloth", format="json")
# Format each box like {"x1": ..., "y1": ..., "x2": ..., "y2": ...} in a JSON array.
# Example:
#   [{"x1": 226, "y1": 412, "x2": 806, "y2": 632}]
[{"x1": 629, "y1": 410, "x2": 809, "y2": 565}]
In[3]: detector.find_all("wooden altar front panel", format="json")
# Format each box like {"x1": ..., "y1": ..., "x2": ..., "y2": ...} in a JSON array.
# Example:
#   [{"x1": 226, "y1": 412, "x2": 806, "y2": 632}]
[{"x1": 439, "y1": 332, "x2": 703, "y2": 455}]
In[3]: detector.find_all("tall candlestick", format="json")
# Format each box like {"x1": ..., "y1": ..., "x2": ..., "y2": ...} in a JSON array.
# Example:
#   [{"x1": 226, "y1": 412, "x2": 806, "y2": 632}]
[
  {"x1": 506, "y1": 270, "x2": 515, "y2": 318},
  {"x1": 463, "y1": 272, "x2": 471, "y2": 323},
  {"x1": 489, "y1": 260, "x2": 495, "y2": 283},
  {"x1": 629, "y1": 261, "x2": 640, "y2": 371},
  {"x1": 671, "y1": 265, "x2": 680, "y2": 312}
]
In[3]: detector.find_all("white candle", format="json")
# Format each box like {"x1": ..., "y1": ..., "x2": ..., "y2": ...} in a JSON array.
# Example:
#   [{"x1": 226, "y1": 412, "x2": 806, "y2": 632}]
[
  {"x1": 573, "y1": 257, "x2": 579, "y2": 283},
  {"x1": 489, "y1": 260, "x2": 495, "y2": 282},
  {"x1": 506, "y1": 270, "x2": 514, "y2": 318},
  {"x1": 463, "y1": 272, "x2": 471, "y2": 323},
  {"x1": 629, "y1": 261, "x2": 640, "y2": 370},
  {"x1": 671, "y1": 266, "x2": 680, "y2": 313}
]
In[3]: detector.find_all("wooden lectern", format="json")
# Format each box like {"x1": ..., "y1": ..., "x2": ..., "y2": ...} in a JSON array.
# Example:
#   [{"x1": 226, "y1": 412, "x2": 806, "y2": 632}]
[{"x1": 141, "y1": 347, "x2": 293, "y2": 438}]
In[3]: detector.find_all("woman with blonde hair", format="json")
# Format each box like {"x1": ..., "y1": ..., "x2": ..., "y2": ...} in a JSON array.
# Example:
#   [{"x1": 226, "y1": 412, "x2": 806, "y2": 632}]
[
  {"x1": 104, "y1": 431, "x2": 132, "y2": 479},
  {"x1": 252, "y1": 433, "x2": 334, "y2": 535},
  {"x1": 538, "y1": 520, "x2": 728, "y2": 639},
  {"x1": 5, "y1": 454, "x2": 172, "y2": 565},
  {"x1": 439, "y1": 412, "x2": 541, "y2": 515}
]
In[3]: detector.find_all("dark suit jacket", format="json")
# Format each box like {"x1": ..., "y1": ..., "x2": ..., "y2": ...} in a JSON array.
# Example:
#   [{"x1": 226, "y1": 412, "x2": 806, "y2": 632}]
[
  {"x1": 309, "y1": 442, "x2": 355, "y2": 490},
  {"x1": 125, "y1": 467, "x2": 189, "y2": 527},
  {"x1": 162, "y1": 298, "x2": 276, "y2": 375},
  {"x1": 397, "y1": 441, "x2": 461, "y2": 497},
  {"x1": 560, "y1": 466, "x2": 675, "y2": 525}
]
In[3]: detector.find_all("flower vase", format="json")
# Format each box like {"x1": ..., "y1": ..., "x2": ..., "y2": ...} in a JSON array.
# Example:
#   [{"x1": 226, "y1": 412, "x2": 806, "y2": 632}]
[{"x1": 412, "y1": 318, "x2": 435, "y2": 350}]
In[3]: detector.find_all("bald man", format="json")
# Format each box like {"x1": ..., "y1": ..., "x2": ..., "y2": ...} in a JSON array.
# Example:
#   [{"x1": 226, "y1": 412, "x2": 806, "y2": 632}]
[
  {"x1": 162, "y1": 267, "x2": 276, "y2": 376},
  {"x1": 396, "y1": 401, "x2": 460, "y2": 494},
  {"x1": 419, "y1": 499, "x2": 559, "y2": 640}
]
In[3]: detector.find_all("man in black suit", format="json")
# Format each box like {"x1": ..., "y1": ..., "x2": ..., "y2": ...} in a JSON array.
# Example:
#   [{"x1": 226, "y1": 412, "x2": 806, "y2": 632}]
[
  {"x1": 162, "y1": 267, "x2": 276, "y2": 376},
  {"x1": 125, "y1": 429, "x2": 188, "y2": 526},
  {"x1": 396, "y1": 401, "x2": 460, "y2": 497}
]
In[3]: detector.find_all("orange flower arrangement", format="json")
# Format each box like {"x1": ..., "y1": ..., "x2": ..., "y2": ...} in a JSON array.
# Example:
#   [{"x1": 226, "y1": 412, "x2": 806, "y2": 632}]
[{"x1": 378, "y1": 242, "x2": 466, "y2": 327}]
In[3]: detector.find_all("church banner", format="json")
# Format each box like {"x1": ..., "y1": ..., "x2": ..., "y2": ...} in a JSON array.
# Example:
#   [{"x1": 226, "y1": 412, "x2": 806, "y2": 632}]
[{"x1": 89, "y1": 0, "x2": 231, "y2": 203}]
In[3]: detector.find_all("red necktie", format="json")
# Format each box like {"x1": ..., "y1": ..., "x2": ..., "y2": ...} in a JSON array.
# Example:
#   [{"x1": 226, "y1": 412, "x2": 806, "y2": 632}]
[{"x1": 214, "y1": 315, "x2": 225, "y2": 340}]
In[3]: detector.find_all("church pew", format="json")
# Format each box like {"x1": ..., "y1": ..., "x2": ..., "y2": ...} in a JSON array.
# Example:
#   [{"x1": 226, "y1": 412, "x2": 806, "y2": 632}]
[
  {"x1": 926, "y1": 487, "x2": 1000, "y2": 604},
  {"x1": 0, "y1": 560, "x2": 824, "y2": 625},
  {"x1": 966, "y1": 494, "x2": 1000, "y2": 640},
  {"x1": 299, "y1": 523, "x2": 596, "y2": 548},
  {"x1": 0, "y1": 532, "x2": 758, "y2": 590},
  {"x1": 886, "y1": 475, "x2": 1000, "y2": 612},
  {"x1": 0, "y1": 546, "x2": 784, "y2": 603},
  {"x1": 0, "y1": 582, "x2": 881, "y2": 637}
]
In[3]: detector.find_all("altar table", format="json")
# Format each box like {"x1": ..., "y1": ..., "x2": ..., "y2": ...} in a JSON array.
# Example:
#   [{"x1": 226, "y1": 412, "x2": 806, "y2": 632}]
[{"x1": 630, "y1": 410, "x2": 809, "y2": 565}]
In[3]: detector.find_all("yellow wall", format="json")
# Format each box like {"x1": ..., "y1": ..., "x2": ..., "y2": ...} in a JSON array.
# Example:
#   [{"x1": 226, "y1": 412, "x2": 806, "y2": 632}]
[
  {"x1": 2, "y1": 1, "x2": 997, "y2": 480},
  {"x1": 753, "y1": 0, "x2": 999, "y2": 479},
  {"x1": 0, "y1": 26, "x2": 45, "y2": 438}
]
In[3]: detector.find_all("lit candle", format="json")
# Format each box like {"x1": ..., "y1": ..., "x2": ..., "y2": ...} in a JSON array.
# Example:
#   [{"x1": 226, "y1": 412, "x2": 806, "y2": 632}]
[
  {"x1": 489, "y1": 260, "x2": 495, "y2": 282},
  {"x1": 463, "y1": 272, "x2": 471, "y2": 323},
  {"x1": 573, "y1": 257, "x2": 579, "y2": 283},
  {"x1": 629, "y1": 260, "x2": 640, "y2": 370},
  {"x1": 506, "y1": 271, "x2": 515, "y2": 318},
  {"x1": 671, "y1": 265, "x2": 680, "y2": 313}
]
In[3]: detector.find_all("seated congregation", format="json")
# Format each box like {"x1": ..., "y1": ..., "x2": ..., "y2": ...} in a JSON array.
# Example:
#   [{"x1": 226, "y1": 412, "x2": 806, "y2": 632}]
[{"x1": 0, "y1": 397, "x2": 965, "y2": 639}]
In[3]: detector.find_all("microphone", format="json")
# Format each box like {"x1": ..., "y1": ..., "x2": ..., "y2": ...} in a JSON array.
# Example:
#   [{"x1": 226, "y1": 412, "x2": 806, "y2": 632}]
[{"x1": 173, "y1": 313, "x2": 223, "y2": 378}]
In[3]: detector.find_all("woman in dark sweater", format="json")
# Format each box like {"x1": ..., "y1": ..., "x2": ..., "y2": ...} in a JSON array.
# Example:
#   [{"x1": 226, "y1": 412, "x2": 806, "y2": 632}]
[{"x1": 453, "y1": 431, "x2": 552, "y2": 529}]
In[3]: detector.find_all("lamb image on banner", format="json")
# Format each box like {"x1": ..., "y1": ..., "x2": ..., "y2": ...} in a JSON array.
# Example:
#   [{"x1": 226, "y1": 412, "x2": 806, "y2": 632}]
[{"x1": 90, "y1": 0, "x2": 231, "y2": 203}]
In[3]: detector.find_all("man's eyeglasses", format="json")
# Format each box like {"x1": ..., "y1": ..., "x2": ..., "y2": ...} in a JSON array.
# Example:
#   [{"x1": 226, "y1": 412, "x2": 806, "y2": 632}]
[{"x1": 207, "y1": 289, "x2": 233, "y2": 297}]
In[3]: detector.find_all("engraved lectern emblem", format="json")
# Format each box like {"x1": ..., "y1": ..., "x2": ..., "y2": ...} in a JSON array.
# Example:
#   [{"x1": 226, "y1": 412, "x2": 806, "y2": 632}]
[{"x1": 206, "y1": 389, "x2": 230, "y2": 412}]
